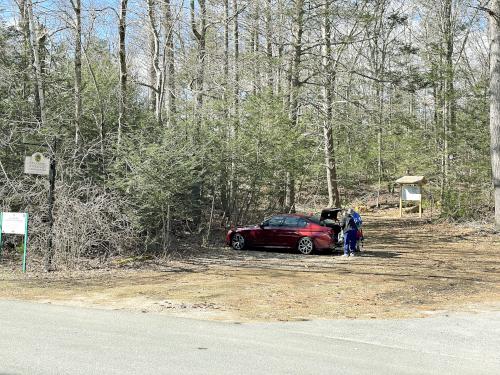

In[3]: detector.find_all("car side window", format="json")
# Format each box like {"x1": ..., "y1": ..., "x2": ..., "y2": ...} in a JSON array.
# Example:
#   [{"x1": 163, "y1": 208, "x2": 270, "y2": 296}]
[
  {"x1": 267, "y1": 216, "x2": 284, "y2": 227},
  {"x1": 297, "y1": 219, "x2": 308, "y2": 228},
  {"x1": 283, "y1": 217, "x2": 300, "y2": 227}
]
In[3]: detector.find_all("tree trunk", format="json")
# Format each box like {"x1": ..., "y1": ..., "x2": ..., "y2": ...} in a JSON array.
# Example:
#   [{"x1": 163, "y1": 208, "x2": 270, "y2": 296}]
[
  {"x1": 148, "y1": 0, "x2": 163, "y2": 125},
  {"x1": 376, "y1": 82, "x2": 383, "y2": 208},
  {"x1": 440, "y1": 0, "x2": 455, "y2": 203},
  {"x1": 371, "y1": 1, "x2": 385, "y2": 209},
  {"x1": 26, "y1": 0, "x2": 46, "y2": 126},
  {"x1": 232, "y1": 0, "x2": 240, "y2": 124},
  {"x1": 285, "y1": 0, "x2": 305, "y2": 213},
  {"x1": 276, "y1": 0, "x2": 285, "y2": 96},
  {"x1": 118, "y1": 0, "x2": 128, "y2": 146},
  {"x1": 322, "y1": 1, "x2": 340, "y2": 208},
  {"x1": 251, "y1": 2, "x2": 260, "y2": 95},
  {"x1": 223, "y1": 0, "x2": 229, "y2": 96},
  {"x1": 191, "y1": 0, "x2": 206, "y2": 134},
  {"x1": 72, "y1": 0, "x2": 82, "y2": 146},
  {"x1": 17, "y1": 0, "x2": 31, "y2": 100},
  {"x1": 19, "y1": 0, "x2": 43, "y2": 120},
  {"x1": 220, "y1": 0, "x2": 230, "y2": 215},
  {"x1": 148, "y1": 0, "x2": 157, "y2": 112},
  {"x1": 82, "y1": 47, "x2": 106, "y2": 176},
  {"x1": 489, "y1": 0, "x2": 500, "y2": 229},
  {"x1": 441, "y1": 78, "x2": 449, "y2": 200},
  {"x1": 163, "y1": 0, "x2": 176, "y2": 127},
  {"x1": 229, "y1": 0, "x2": 240, "y2": 218},
  {"x1": 190, "y1": 0, "x2": 207, "y2": 227},
  {"x1": 265, "y1": 0, "x2": 273, "y2": 91}
]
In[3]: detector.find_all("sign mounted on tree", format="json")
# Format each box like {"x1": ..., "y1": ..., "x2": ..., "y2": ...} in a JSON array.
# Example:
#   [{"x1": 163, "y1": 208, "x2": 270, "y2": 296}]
[
  {"x1": 24, "y1": 152, "x2": 50, "y2": 176},
  {"x1": 0, "y1": 212, "x2": 29, "y2": 272}
]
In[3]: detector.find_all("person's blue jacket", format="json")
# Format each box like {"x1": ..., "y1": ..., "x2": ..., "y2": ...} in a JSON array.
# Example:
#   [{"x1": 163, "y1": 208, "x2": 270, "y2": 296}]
[{"x1": 352, "y1": 211, "x2": 362, "y2": 227}]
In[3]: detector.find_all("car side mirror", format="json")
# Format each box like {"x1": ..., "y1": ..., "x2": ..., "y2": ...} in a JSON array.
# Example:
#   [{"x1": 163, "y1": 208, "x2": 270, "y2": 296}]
[{"x1": 259, "y1": 222, "x2": 266, "y2": 229}]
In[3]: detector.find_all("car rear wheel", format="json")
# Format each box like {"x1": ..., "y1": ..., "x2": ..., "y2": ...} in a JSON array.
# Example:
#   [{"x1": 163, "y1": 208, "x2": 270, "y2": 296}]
[
  {"x1": 231, "y1": 233, "x2": 246, "y2": 250},
  {"x1": 298, "y1": 237, "x2": 314, "y2": 255}
]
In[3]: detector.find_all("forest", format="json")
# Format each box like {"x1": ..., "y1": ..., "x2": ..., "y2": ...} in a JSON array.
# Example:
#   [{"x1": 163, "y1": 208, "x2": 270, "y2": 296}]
[{"x1": 0, "y1": 0, "x2": 499, "y2": 268}]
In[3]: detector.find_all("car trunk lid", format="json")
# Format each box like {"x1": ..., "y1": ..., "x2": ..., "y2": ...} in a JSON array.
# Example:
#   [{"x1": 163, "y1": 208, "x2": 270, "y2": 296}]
[{"x1": 320, "y1": 208, "x2": 342, "y2": 222}]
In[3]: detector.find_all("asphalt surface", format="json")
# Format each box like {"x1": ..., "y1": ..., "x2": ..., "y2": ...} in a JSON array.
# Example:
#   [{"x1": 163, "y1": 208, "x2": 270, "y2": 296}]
[{"x1": 0, "y1": 301, "x2": 499, "y2": 375}]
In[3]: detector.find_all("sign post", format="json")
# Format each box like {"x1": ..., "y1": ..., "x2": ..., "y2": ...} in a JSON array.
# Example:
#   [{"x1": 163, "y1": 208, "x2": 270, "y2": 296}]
[
  {"x1": 23, "y1": 139, "x2": 57, "y2": 271},
  {"x1": 0, "y1": 212, "x2": 29, "y2": 272},
  {"x1": 0, "y1": 213, "x2": 3, "y2": 259},
  {"x1": 45, "y1": 142, "x2": 56, "y2": 271},
  {"x1": 23, "y1": 213, "x2": 28, "y2": 272}
]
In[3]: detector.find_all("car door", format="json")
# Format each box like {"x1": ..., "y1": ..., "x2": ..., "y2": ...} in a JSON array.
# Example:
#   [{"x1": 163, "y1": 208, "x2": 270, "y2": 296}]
[
  {"x1": 258, "y1": 216, "x2": 284, "y2": 247},
  {"x1": 278, "y1": 216, "x2": 302, "y2": 248}
]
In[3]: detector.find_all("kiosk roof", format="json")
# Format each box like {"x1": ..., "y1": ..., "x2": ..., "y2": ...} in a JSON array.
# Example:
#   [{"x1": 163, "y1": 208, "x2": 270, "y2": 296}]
[{"x1": 395, "y1": 176, "x2": 426, "y2": 185}]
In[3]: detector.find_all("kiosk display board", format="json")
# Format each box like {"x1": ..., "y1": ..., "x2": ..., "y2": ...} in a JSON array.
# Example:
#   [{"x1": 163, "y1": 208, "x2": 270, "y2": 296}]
[{"x1": 0, "y1": 212, "x2": 29, "y2": 272}]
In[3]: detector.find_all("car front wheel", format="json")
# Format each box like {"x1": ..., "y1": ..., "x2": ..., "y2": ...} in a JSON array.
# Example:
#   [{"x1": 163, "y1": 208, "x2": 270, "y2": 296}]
[
  {"x1": 298, "y1": 237, "x2": 314, "y2": 255},
  {"x1": 231, "y1": 233, "x2": 246, "y2": 250}
]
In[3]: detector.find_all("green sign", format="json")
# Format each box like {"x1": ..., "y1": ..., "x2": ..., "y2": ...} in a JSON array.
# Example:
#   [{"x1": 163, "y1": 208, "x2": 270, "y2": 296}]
[{"x1": 0, "y1": 212, "x2": 29, "y2": 272}]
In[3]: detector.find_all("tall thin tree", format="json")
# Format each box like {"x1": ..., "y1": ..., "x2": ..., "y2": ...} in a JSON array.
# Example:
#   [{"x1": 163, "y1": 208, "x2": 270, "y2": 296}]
[
  {"x1": 162, "y1": 0, "x2": 176, "y2": 126},
  {"x1": 70, "y1": 0, "x2": 82, "y2": 146},
  {"x1": 118, "y1": 0, "x2": 128, "y2": 145},
  {"x1": 285, "y1": 0, "x2": 305, "y2": 212},
  {"x1": 26, "y1": 0, "x2": 46, "y2": 126},
  {"x1": 489, "y1": 0, "x2": 500, "y2": 229},
  {"x1": 322, "y1": 0, "x2": 341, "y2": 208}
]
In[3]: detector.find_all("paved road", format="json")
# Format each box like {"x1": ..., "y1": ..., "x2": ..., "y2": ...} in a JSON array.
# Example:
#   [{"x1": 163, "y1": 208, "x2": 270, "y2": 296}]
[{"x1": 0, "y1": 301, "x2": 499, "y2": 375}]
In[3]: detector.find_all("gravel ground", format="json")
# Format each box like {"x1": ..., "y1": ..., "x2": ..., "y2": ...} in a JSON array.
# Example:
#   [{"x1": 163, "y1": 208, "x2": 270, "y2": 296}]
[{"x1": 0, "y1": 210, "x2": 499, "y2": 321}]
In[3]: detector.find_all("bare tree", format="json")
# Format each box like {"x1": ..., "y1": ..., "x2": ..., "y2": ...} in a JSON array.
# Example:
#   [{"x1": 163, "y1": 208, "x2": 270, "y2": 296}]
[
  {"x1": 118, "y1": 0, "x2": 128, "y2": 145},
  {"x1": 221, "y1": 0, "x2": 230, "y2": 215},
  {"x1": 490, "y1": 0, "x2": 500, "y2": 229},
  {"x1": 16, "y1": 0, "x2": 35, "y2": 108},
  {"x1": 250, "y1": 1, "x2": 261, "y2": 95},
  {"x1": 285, "y1": 0, "x2": 305, "y2": 212},
  {"x1": 322, "y1": 0, "x2": 340, "y2": 208},
  {"x1": 191, "y1": 0, "x2": 206, "y2": 134},
  {"x1": 440, "y1": 0, "x2": 455, "y2": 200},
  {"x1": 26, "y1": 0, "x2": 46, "y2": 126},
  {"x1": 70, "y1": 0, "x2": 82, "y2": 146},
  {"x1": 162, "y1": 0, "x2": 176, "y2": 126},
  {"x1": 232, "y1": 0, "x2": 240, "y2": 123},
  {"x1": 228, "y1": 0, "x2": 240, "y2": 217},
  {"x1": 148, "y1": 0, "x2": 163, "y2": 124},
  {"x1": 265, "y1": 0, "x2": 274, "y2": 91},
  {"x1": 190, "y1": 0, "x2": 207, "y2": 226}
]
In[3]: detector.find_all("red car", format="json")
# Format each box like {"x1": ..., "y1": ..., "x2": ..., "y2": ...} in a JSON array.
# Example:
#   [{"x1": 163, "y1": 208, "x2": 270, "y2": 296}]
[{"x1": 225, "y1": 211, "x2": 342, "y2": 255}]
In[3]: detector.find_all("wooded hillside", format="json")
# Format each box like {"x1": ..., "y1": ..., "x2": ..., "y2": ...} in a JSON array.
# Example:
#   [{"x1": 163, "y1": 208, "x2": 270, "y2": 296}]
[{"x1": 0, "y1": 0, "x2": 497, "y2": 266}]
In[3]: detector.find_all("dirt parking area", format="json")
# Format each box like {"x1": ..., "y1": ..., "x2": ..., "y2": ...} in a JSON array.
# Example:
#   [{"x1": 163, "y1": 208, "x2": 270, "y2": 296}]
[{"x1": 0, "y1": 211, "x2": 499, "y2": 322}]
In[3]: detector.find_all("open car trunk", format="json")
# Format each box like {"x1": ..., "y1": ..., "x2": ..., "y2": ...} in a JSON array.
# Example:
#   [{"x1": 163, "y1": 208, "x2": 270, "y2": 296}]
[
  {"x1": 317, "y1": 208, "x2": 343, "y2": 235},
  {"x1": 320, "y1": 208, "x2": 342, "y2": 222}
]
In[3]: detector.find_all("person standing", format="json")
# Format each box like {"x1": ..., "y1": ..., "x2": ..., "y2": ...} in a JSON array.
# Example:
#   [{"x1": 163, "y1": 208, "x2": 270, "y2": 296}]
[
  {"x1": 341, "y1": 208, "x2": 358, "y2": 257},
  {"x1": 352, "y1": 208, "x2": 364, "y2": 252}
]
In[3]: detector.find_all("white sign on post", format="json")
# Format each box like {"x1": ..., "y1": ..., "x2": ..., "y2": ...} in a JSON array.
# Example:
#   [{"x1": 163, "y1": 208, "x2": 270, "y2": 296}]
[
  {"x1": 1, "y1": 212, "x2": 27, "y2": 234},
  {"x1": 24, "y1": 152, "x2": 50, "y2": 176},
  {"x1": 0, "y1": 212, "x2": 29, "y2": 272},
  {"x1": 402, "y1": 186, "x2": 422, "y2": 201}
]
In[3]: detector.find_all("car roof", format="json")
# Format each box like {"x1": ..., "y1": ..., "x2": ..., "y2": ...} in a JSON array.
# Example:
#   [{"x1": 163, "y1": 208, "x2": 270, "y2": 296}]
[
  {"x1": 267, "y1": 213, "x2": 310, "y2": 219},
  {"x1": 272, "y1": 213, "x2": 306, "y2": 216}
]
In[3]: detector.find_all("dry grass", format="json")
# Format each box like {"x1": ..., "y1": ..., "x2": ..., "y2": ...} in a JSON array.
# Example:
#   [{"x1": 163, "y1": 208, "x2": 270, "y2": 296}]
[{"x1": 0, "y1": 210, "x2": 499, "y2": 322}]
